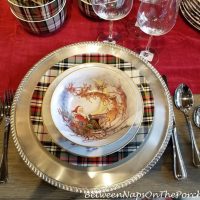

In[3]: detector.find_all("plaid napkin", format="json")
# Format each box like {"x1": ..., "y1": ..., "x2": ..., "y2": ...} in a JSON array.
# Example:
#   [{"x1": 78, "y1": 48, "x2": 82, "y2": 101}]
[{"x1": 30, "y1": 54, "x2": 154, "y2": 167}]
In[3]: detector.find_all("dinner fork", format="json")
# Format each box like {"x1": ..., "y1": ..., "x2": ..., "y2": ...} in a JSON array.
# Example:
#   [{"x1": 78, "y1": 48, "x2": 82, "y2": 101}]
[{"x1": 0, "y1": 90, "x2": 14, "y2": 183}]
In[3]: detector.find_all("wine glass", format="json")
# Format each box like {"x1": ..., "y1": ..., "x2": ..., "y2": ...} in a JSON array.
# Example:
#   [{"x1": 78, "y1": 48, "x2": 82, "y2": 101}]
[
  {"x1": 91, "y1": 0, "x2": 134, "y2": 44},
  {"x1": 136, "y1": 0, "x2": 181, "y2": 62}
]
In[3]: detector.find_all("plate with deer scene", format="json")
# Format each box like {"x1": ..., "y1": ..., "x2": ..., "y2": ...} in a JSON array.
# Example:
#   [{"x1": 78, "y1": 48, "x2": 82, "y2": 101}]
[{"x1": 48, "y1": 63, "x2": 143, "y2": 148}]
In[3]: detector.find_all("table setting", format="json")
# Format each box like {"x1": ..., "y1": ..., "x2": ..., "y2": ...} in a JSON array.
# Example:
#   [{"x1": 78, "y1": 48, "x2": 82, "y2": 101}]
[{"x1": 0, "y1": 0, "x2": 200, "y2": 198}]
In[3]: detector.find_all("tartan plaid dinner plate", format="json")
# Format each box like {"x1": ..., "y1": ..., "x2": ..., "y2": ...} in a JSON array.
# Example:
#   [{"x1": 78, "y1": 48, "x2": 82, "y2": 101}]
[{"x1": 31, "y1": 52, "x2": 154, "y2": 161}]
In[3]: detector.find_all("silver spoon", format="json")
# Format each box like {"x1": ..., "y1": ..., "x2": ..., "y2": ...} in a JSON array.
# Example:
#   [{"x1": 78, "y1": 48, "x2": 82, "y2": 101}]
[
  {"x1": 174, "y1": 83, "x2": 200, "y2": 167},
  {"x1": 193, "y1": 106, "x2": 200, "y2": 128}
]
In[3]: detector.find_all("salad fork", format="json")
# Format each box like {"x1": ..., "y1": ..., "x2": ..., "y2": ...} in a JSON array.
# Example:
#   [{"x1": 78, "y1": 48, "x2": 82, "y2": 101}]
[{"x1": 0, "y1": 90, "x2": 14, "y2": 183}]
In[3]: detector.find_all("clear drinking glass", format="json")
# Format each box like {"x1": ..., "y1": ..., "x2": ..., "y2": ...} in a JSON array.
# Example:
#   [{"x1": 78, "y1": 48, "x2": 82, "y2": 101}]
[
  {"x1": 136, "y1": 0, "x2": 181, "y2": 62},
  {"x1": 91, "y1": 0, "x2": 134, "y2": 44}
]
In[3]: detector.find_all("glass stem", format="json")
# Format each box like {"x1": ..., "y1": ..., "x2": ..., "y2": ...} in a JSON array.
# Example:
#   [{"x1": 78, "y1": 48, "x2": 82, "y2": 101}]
[
  {"x1": 108, "y1": 20, "x2": 114, "y2": 40},
  {"x1": 145, "y1": 35, "x2": 153, "y2": 52}
]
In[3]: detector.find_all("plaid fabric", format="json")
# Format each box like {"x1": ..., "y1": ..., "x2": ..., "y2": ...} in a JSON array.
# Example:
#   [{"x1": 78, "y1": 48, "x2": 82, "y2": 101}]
[
  {"x1": 11, "y1": 0, "x2": 51, "y2": 7},
  {"x1": 8, "y1": 0, "x2": 65, "y2": 21},
  {"x1": 78, "y1": 0, "x2": 100, "y2": 19},
  {"x1": 30, "y1": 53, "x2": 154, "y2": 167},
  {"x1": 10, "y1": 0, "x2": 67, "y2": 35}
]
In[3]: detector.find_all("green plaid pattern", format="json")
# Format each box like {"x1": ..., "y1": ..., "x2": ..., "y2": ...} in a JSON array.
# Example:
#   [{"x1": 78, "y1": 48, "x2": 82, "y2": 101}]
[{"x1": 30, "y1": 53, "x2": 154, "y2": 167}]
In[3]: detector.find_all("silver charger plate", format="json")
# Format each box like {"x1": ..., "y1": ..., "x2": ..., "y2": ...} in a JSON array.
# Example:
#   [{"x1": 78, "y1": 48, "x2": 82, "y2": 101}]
[{"x1": 11, "y1": 42, "x2": 173, "y2": 193}]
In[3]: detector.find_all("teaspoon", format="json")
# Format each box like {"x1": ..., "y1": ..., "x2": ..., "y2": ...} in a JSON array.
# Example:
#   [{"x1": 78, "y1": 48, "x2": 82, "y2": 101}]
[
  {"x1": 193, "y1": 106, "x2": 200, "y2": 128},
  {"x1": 174, "y1": 83, "x2": 200, "y2": 167}
]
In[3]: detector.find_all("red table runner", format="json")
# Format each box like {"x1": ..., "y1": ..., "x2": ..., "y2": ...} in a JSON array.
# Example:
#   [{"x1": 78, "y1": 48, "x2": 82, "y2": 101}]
[{"x1": 0, "y1": 0, "x2": 200, "y2": 96}]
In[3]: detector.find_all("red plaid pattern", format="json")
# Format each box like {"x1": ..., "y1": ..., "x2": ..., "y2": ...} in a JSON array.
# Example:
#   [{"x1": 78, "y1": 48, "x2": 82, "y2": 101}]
[
  {"x1": 78, "y1": 0, "x2": 100, "y2": 19},
  {"x1": 8, "y1": 0, "x2": 65, "y2": 21},
  {"x1": 30, "y1": 53, "x2": 154, "y2": 167},
  {"x1": 10, "y1": 0, "x2": 67, "y2": 35}
]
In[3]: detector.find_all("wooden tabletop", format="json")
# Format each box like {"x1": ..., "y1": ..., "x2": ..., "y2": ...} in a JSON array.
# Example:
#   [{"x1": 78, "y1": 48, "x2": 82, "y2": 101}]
[{"x1": 0, "y1": 95, "x2": 199, "y2": 200}]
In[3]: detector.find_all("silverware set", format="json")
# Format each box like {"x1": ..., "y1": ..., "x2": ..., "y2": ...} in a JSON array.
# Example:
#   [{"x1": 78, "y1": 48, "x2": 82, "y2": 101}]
[
  {"x1": 162, "y1": 75, "x2": 187, "y2": 180},
  {"x1": 174, "y1": 84, "x2": 200, "y2": 167},
  {"x1": 170, "y1": 82, "x2": 200, "y2": 180},
  {"x1": 171, "y1": 116, "x2": 188, "y2": 180},
  {"x1": 163, "y1": 76, "x2": 200, "y2": 181},
  {"x1": 0, "y1": 90, "x2": 14, "y2": 184},
  {"x1": 0, "y1": 84, "x2": 199, "y2": 184},
  {"x1": 193, "y1": 105, "x2": 200, "y2": 128}
]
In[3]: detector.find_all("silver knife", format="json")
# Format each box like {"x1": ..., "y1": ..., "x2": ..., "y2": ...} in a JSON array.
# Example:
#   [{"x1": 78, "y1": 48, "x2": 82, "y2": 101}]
[
  {"x1": 162, "y1": 75, "x2": 187, "y2": 180},
  {"x1": 172, "y1": 116, "x2": 187, "y2": 180}
]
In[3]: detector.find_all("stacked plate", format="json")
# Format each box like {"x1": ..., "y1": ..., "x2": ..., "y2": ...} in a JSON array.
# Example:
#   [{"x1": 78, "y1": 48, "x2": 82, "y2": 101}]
[
  {"x1": 11, "y1": 42, "x2": 173, "y2": 192},
  {"x1": 180, "y1": 0, "x2": 200, "y2": 31},
  {"x1": 42, "y1": 62, "x2": 144, "y2": 157},
  {"x1": 7, "y1": 0, "x2": 68, "y2": 34}
]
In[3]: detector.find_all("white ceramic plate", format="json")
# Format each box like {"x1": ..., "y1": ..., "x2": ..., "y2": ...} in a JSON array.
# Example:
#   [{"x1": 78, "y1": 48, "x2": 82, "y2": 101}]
[{"x1": 50, "y1": 63, "x2": 143, "y2": 148}]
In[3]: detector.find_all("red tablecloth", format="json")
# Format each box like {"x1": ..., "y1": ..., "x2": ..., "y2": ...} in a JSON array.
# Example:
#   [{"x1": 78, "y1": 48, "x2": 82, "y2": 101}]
[{"x1": 0, "y1": 0, "x2": 200, "y2": 97}]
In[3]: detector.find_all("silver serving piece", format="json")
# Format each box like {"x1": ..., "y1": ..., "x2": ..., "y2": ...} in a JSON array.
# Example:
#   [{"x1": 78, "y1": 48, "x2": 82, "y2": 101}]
[
  {"x1": 0, "y1": 90, "x2": 14, "y2": 183},
  {"x1": 193, "y1": 105, "x2": 200, "y2": 128},
  {"x1": 162, "y1": 75, "x2": 187, "y2": 180},
  {"x1": 174, "y1": 83, "x2": 200, "y2": 167}
]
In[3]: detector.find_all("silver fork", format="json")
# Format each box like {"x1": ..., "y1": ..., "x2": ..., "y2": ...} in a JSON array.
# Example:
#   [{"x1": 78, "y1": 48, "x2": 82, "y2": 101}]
[{"x1": 0, "y1": 90, "x2": 14, "y2": 183}]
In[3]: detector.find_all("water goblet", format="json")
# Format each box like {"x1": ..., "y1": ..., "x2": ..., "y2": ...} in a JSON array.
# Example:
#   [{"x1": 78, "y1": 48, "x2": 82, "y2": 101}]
[
  {"x1": 91, "y1": 0, "x2": 134, "y2": 44},
  {"x1": 136, "y1": 0, "x2": 181, "y2": 63}
]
